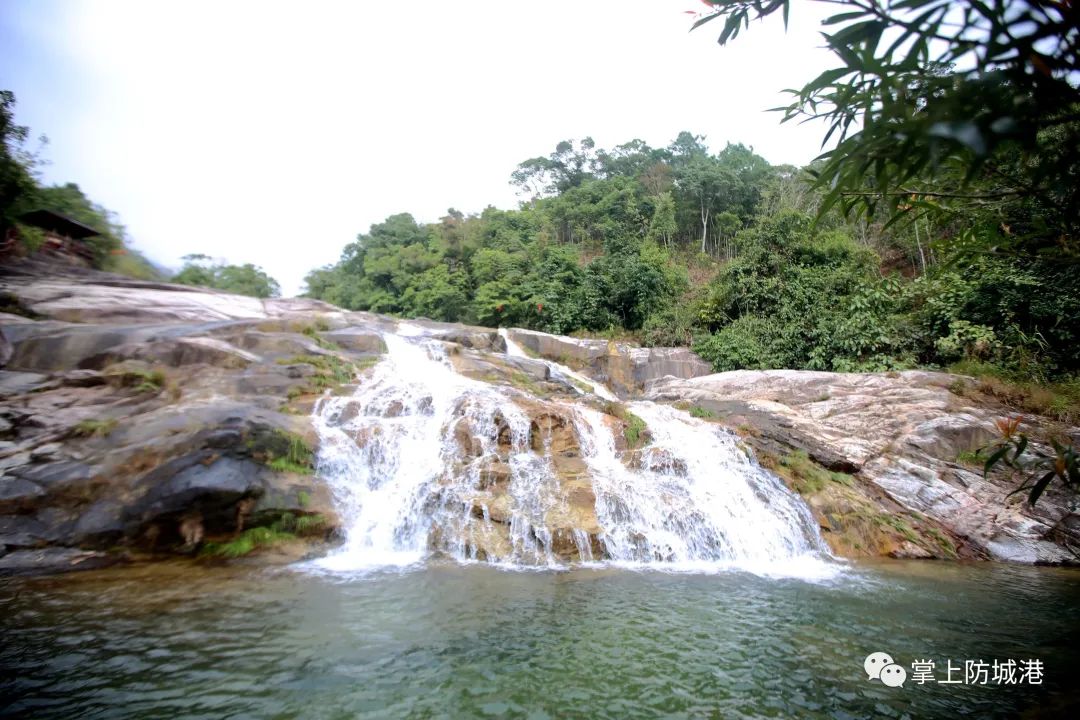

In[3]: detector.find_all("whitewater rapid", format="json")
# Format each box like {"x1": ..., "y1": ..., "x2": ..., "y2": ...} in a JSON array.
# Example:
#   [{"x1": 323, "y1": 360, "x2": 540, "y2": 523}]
[{"x1": 309, "y1": 324, "x2": 836, "y2": 579}]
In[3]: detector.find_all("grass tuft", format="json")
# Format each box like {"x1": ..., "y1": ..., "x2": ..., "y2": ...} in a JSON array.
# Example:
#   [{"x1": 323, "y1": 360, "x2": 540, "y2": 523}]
[
  {"x1": 104, "y1": 364, "x2": 166, "y2": 394},
  {"x1": 772, "y1": 450, "x2": 854, "y2": 495},
  {"x1": 71, "y1": 418, "x2": 117, "y2": 438},
  {"x1": 201, "y1": 526, "x2": 295, "y2": 558},
  {"x1": 955, "y1": 449, "x2": 982, "y2": 467},
  {"x1": 948, "y1": 360, "x2": 1080, "y2": 424},
  {"x1": 603, "y1": 401, "x2": 649, "y2": 448}
]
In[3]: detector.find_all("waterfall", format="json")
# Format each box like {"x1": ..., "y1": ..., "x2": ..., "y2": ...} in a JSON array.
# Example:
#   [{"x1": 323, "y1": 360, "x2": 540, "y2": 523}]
[
  {"x1": 575, "y1": 403, "x2": 827, "y2": 569},
  {"x1": 311, "y1": 324, "x2": 834, "y2": 577},
  {"x1": 499, "y1": 328, "x2": 618, "y2": 401}
]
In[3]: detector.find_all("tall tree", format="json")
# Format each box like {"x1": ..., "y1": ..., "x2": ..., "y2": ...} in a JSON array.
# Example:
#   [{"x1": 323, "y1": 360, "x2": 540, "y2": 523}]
[{"x1": 510, "y1": 138, "x2": 601, "y2": 197}]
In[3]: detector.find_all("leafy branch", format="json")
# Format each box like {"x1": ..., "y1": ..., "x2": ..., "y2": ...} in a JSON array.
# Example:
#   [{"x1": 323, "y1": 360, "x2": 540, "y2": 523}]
[
  {"x1": 690, "y1": 1, "x2": 1080, "y2": 253},
  {"x1": 982, "y1": 416, "x2": 1079, "y2": 507}
]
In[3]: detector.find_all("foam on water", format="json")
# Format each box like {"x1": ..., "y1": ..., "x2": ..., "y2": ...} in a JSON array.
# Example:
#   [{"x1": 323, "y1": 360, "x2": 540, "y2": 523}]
[
  {"x1": 311, "y1": 324, "x2": 839, "y2": 580},
  {"x1": 499, "y1": 328, "x2": 618, "y2": 401}
]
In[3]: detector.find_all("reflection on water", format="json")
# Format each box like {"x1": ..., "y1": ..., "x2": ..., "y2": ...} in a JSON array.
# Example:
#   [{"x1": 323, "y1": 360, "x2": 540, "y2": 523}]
[{"x1": 2, "y1": 560, "x2": 1079, "y2": 719}]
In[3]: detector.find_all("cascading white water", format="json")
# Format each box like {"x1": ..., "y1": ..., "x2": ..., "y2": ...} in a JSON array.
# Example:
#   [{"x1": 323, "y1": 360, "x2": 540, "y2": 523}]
[
  {"x1": 313, "y1": 325, "x2": 570, "y2": 571},
  {"x1": 499, "y1": 328, "x2": 618, "y2": 401},
  {"x1": 575, "y1": 403, "x2": 827, "y2": 570},
  {"x1": 311, "y1": 323, "x2": 835, "y2": 576}
]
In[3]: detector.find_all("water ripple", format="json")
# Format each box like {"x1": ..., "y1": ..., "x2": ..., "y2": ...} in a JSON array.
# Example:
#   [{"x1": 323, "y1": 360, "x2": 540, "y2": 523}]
[{"x1": 2, "y1": 560, "x2": 1079, "y2": 719}]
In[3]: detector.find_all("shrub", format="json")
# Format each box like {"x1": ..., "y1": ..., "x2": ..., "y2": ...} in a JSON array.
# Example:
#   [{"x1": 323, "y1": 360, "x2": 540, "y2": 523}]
[
  {"x1": 71, "y1": 418, "x2": 117, "y2": 437},
  {"x1": 103, "y1": 364, "x2": 166, "y2": 394},
  {"x1": 603, "y1": 401, "x2": 650, "y2": 448},
  {"x1": 255, "y1": 429, "x2": 315, "y2": 474},
  {"x1": 693, "y1": 316, "x2": 785, "y2": 372}
]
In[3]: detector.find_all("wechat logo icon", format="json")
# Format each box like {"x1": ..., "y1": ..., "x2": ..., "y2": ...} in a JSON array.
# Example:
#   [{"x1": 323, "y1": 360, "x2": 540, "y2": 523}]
[{"x1": 865, "y1": 651, "x2": 906, "y2": 688}]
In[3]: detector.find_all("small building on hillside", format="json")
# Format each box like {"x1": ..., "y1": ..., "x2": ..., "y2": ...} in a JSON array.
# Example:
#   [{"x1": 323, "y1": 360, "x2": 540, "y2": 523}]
[{"x1": 15, "y1": 209, "x2": 101, "y2": 265}]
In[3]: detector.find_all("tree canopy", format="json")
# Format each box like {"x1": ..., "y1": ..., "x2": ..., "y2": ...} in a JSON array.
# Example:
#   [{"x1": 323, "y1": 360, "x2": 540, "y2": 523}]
[
  {"x1": 174, "y1": 254, "x2": 281, "y2": 298},
  {"x1": 303, "y1": 131, "x2": 1079, "y2": 409},
  {"x1": 692, "y1": 0, "x2": 1080, "y2": 257}
]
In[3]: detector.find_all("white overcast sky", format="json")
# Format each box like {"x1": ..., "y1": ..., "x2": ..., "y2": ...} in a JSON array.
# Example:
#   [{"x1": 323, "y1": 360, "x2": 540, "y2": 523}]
[{"x1": 0, "y1": 0, "x2": 834, "y2": 295}]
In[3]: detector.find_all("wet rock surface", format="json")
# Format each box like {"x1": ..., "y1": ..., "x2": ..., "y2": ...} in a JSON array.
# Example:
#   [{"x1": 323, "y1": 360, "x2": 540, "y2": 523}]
[
  {"x1": 647, "y1": 370, "x2": 1080, "y2": 564},
  {"x1": 3, "y1": 260, "x2": 1077, "y2": 572}
]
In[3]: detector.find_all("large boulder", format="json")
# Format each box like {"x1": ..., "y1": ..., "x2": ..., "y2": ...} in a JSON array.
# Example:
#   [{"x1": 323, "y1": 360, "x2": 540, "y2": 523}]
[
  {"x1": 0, "y1": 259, "x2": 345, "y2": 324},
  {"x1": 647, "y1": 370, "x2": 1080, "y2": 563},
  {"x1": 505, "y1": 327, "x2": 711, "y2": 396}
]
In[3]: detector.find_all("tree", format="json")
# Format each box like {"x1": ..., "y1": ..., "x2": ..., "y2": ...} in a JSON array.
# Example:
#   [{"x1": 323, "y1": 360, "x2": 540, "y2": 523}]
[
  {"x1": 174, "y1": 255, "x2": 280, "y2": 298},
  {"x1": 692, "y1": 1, "x2": 1080, "y2": 255},
  {"x1": 0, "y1": 91, "x2": 39, "y2": 237},
  {"x1": 646, "y1": 192, "x2": 677, "y2": 248},
  {"x1": 675, "y1": 157, "x2": 737, "y2": 253},
  {"x1": 510, "y1": 138, "x2": 601, "y2": 198}
]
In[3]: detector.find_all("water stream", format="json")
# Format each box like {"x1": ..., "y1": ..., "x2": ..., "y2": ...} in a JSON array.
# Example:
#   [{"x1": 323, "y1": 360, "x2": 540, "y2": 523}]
[
  {"x1": 4, "y1": 561, "x2": 1079, "y2": 719},
  {"x1": 311, "y1": 324, "x2": 831, "y2": 577},
  {"x1": 4, "y1": 326, "x2": 1079, "y2": 718}
]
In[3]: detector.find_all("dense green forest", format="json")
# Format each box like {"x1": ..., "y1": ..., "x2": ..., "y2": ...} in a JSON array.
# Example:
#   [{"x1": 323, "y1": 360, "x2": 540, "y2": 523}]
[
  {"x1": 304, "y1": 133, "x2": 1078, "y2": 390},
  {"x1": 4, "y1": 0, "x2": 1078, "y2": 424},
  {"x1": 302, "y1": 0, "x2": 1079, "y2": 431}
]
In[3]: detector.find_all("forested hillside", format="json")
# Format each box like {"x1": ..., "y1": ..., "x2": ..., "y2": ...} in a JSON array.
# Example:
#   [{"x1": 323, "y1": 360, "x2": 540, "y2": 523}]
[{"x1": 304, "y1": 132, "x2": 1079, "y2": 402}]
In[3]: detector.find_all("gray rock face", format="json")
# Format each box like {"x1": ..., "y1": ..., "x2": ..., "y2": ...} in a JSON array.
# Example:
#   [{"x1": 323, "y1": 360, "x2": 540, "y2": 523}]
[
  {"x1": 507, "y1": 329, "x2": 608, "y2": 365},
  {"x1": 0, "y1": 547, "x2": 121, "y2": 576},
  {"x1": 0, "y1": 261, "x2": 344, "y2": 324},
  {"x1": 505, "y1": 328, "x2": 712, "y2": 395},
  {"x1": 619, "y1": 346, "x2": 713, "y2": 389},
  {"x1": 647, "y1": 370, "x2": 1079, "y2": 564},
  {"x1": 2, "y1": 263, "x2": 1076, "y2": 571}
]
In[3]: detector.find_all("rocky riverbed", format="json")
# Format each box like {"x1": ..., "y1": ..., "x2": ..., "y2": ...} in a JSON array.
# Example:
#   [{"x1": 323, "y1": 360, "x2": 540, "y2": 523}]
[{"x1": 1, "y1": 259, "x2": 1076, "y2": 574}]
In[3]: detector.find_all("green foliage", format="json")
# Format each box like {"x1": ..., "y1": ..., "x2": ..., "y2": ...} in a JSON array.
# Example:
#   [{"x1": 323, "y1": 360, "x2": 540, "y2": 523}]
[
  {"x1": 0, "y1": 290, "x2": 39, "y2": 319},
  {"x1": 258, "y1": 430, "x2": 315, "y2": 475},
  {"x1": 0, "y1": 90, "x2": 40, "y2": 238},
  {"x1": 778, "y1": 450, "x2": 854, "y2": 496},
  {"x1": 103, "y1": 365, "x2": 166, "y2": 394},
  {"x1": 934, "y1": 320, "x2": 998, "y2": 363},
  {"x1": 278, "y1": 354, "x2": 357, "y2": 393},
  {"x1": 294, "y1": 514, "x2": 327, "y2": 534},
  {"x1": 293, "y1": 126, "x2": 1075, "y2": 397},
  {"x1": 33, "y1": 183, "x2": 124, "y2": 267},
  {"x1": 201, "y1": 526, "x2": 295, "y2": 558},
  {"x1": 692, "y1": 212, "x2": 911, "y2": 371},
  {"x1": 201, "y1": 509, "x2": 328, "y2": 558},
  {"x1": 300, "y1": 323, "x2": 340, "y2": 350},
  {"x1": 947, "y1": 362, "x2": 1080, "y2": 425},
  {"x1": 623, "y1": 412, "x2": 647, "y2": 448},
  {"x1": 956, "y1": 450, "x2": 982, "y2": 467},
  {"x1": 1, "y1": 91, "x2": 164, "y2": 279},
  {"x1": 981, "y1": 417, "x2": 1078, "y2": 508},
  {"x1": 689, "y1": 406, "x2": 716, "y2": 419},
  {"x1": 174, "y1": 254, "x2": 280, "y2": 298},
  {"x1": 304, "y1": 137, "x2": 766, "y2": 335},
  {"x1": 104, "y1": 247, "x2": 164, "y2": 280},
  {"x1": 71, "y1": 418, "x2": 117, "y2": 438},
  {"x1": 693, "y1": 1, "x2": 1080, "y2": 256},
  {"x1": 603, "y1": 401, "x2": 649, "y2": 448},
  {"x1": 694, "y1": 316, "x2": 786, "y2": 372},
  {"x1": 268, "y1": 456, "x2": 312, "y2": 474}
]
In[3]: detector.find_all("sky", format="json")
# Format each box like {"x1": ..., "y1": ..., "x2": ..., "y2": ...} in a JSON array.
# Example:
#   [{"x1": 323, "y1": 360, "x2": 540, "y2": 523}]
[{"x1": 0, "y1": 0, "x2": 835, "y2": 296}]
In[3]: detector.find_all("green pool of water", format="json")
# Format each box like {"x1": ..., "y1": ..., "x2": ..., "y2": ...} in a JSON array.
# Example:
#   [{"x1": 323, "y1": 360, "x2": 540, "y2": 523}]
[{"x1": 2, "y1": 560, "x2": 1078, "y2": 718}]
